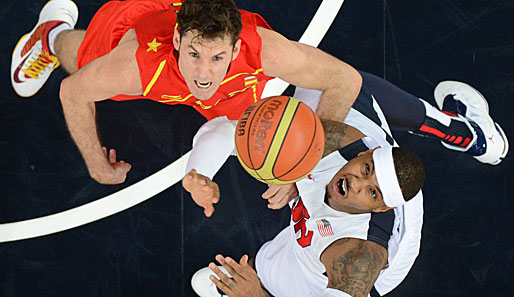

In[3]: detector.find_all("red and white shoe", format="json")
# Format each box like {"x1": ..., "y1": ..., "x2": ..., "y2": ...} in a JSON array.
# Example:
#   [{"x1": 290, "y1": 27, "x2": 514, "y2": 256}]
[{"x1": 11, "y1": 0, "x2": 78, "y2": 97}]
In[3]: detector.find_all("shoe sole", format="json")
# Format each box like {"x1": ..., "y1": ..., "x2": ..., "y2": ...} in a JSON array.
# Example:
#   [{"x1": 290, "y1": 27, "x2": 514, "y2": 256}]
[
  {"x1": 475, "y1": 121, "x2": 509, "y2": 165},
  {"x1": 11, "y1": 33, "x2": 37, "y2": 97},
  {"x1": 434, "y1": 80, "x2": 489, "y2": 114},
  {"x1": 494, "y1": 122, "x2": 509, "y2": 160}
]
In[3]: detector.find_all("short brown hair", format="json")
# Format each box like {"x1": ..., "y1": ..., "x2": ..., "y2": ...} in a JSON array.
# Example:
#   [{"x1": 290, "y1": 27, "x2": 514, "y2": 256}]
[
  {"x1": 177, "y1": 0, "x2": 242, "y2": 45},
  {"x1": 392, "y1": 147, "x2": 425, "y2": 202}
]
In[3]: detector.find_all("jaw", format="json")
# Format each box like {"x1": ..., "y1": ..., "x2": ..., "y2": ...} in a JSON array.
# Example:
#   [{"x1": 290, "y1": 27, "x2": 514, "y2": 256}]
[{"x1": 326, "y1": 195, "x2": 369, "y2": 214}]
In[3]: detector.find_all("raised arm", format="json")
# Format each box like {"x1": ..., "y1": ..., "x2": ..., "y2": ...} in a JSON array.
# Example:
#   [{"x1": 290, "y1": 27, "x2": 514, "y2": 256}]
[
  {"x1": 59, "y1": 30, "x2": 142, "y2": 184},
  {"x1": 320, "y1": 238, "x2": 388, "y2": 297},
  {"x1": 183, "y1": 116, "x2": 236, "y2": 217},
  {"x1": 258, "y1": 27, "x2": 362, "y2": 122}
]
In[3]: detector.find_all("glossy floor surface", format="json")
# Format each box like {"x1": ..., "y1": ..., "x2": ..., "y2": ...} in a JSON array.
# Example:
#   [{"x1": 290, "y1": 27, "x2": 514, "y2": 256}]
[{"x1": 1, "y1": 1, "x2": 513, "y2": 296}]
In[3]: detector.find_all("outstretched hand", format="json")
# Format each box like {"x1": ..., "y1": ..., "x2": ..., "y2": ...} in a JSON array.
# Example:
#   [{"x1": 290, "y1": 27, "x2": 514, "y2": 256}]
[
  {"x1": 209, "y1": 254, "x2": 269, "y2": 297},
  {"x1": 261, "y1": 183, "x2": 299, "y2": 209},
  {"x1": 182, "y1": 169, "x2": 220, "y2": 217},
  {"x1": 90, "y1": 146, "x2": 131, "y2": 184}
]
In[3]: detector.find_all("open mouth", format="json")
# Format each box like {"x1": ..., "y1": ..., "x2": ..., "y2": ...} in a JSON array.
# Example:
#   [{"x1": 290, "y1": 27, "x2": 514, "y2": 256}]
[
  {"x1": 335, "y1": 177, "x2": 347, "y2": 197},
  {"x1": 195, "y1": 80, "x2": 212, "y2": 89}
]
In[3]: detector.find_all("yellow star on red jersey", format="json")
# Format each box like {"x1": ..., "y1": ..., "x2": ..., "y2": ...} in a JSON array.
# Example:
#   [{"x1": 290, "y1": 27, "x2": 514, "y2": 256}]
[{"x1": 147, "y1": 38, "x2": 162, "y2": 52}]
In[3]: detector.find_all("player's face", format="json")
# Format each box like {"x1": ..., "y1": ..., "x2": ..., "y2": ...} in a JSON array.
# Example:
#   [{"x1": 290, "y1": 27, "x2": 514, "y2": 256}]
[
  {"x1": 174, "y1": 29, "x2": 241, "y2": 100},
  {"x1": 325, "y1": 149, "x2": 392, "y2": 214}
]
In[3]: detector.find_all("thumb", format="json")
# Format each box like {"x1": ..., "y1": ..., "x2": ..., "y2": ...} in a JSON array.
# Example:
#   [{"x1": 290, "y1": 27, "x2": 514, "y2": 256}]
[
  {"x1": 262, "y1": 185, "x2": 279, "y2": 199},
  {"x1": 212, "y1": 195, "x2": 220, "y2": 204},
  {"x1": 204, "y1": 205, "x2": 215, "y2": 217},
  {"x1": 240, "y1": 254, "x2": 248, "y2": 265}
]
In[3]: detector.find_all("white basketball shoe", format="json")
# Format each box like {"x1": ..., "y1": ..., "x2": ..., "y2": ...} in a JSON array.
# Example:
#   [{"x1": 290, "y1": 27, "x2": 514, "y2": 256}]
[
  {"x1": 191, "y1": 266, "x2": 230, "y2": 297},
  {"x1": 434, "y1": 81, "x2": 509, "y2": 165},
  {"x1": 11, "y1": 0, "x2": 78, "y2": 97}
]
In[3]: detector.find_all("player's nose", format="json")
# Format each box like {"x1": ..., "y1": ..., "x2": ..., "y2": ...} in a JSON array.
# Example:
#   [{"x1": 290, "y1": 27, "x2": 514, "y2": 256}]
[
  {"x1": 348, "y1": 176, "x2": 366, "y2": 193},
  {"x1": 196, "y1": 59, "x2": 213, "y2": 78}
]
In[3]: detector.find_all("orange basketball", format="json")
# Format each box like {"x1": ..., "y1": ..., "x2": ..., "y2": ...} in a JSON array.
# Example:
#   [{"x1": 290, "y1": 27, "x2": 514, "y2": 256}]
[{"x1": 235, "y1": 96, "x2": 325, "y2": 184}]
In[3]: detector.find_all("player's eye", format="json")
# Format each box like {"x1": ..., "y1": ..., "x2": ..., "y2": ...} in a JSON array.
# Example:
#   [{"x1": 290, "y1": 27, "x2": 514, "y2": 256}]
[
  {"x1": 189, "y1": 52, "x2": 199, "y2": 58},
  {"x1": 365, "y1": 163, "x2": 370, "y2": 175},
  {"x1": 213, "y1": 56, "x2": 223, "y2": 61},
  {"x1": 370, "y1": 188, "x2": 377, "y2": 199}
]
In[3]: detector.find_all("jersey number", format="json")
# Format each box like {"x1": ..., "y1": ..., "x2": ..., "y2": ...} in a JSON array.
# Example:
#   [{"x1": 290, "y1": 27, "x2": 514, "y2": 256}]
[{"x1": 291, "y1": 198, "x2": 313, "y2": 247}]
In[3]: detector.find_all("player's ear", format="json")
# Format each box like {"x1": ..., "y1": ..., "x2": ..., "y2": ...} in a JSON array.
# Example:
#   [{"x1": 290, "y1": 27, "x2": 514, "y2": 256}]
[
  {"x1": 231, "y1": 39, "x2": 242, "y2": 61},
  {"x1": 371, "y1": 205, "x2": 394, "y2": 213},
  {"x1": 357, "y1": 146, "x2": 380, "y2": 157},
  {"x1": 173, "y1": 29, "x2": 181, "y2": 51}
]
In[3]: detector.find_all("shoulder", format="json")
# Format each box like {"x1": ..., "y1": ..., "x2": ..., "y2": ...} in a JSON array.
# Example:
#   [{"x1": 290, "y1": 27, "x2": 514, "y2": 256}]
[
  {"x1": 103, "y1": 29, "x2": 139, "y2": 69},
  {"x1": 86, "y1": 31, "x2": 142, "y2": 97},
  {"x1": 61, "y1": 29, "x2": 143, "y2": 101},
  {"x1": 320, "y1": 238, "x2": 387, "y2": 297},
  {"x1": 105, "y1": 33, "x2": 141, "y2": 92}
]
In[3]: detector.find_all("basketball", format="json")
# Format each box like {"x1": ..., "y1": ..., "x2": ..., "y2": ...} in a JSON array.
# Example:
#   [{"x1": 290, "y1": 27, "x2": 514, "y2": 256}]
[{"x1": 235, "y1": 96, "x2": 325, "y2": 184}]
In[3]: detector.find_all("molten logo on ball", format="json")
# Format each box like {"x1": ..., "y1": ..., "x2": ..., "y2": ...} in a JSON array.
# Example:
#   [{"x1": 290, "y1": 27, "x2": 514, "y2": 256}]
[
  {"x1": 237, "y1": 105, "x2": 255, "y2": 137},
  {"x1": 253, "y1": 98, "x2": 282, "y2": 151},
  {"x1": 235, "y1": 96, "x2": 325, "y2": 184}
]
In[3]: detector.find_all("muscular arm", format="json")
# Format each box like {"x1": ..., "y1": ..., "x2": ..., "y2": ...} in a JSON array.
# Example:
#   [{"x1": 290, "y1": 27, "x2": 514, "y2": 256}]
[
  {"x1": 59, "y1": 30, "x2": 143, "y2": 184},
  {"x1": 258, "y1": 27, "x2": 362, "y2": 122},
  {"x1": 320, "y1": 238, "x2": 388, "y2": 297}
]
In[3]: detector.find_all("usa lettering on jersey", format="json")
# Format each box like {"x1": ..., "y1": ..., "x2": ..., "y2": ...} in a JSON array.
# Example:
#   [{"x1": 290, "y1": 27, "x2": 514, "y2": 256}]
[{"x1": 291, "y1": 197, "x2": 313, "y2": 247}]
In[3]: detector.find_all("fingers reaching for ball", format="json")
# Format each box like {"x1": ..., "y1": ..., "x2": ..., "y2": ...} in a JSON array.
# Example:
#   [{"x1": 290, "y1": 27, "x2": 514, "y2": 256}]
[
  {"x1": 262, "y1": 183, "x2": 299, "y2": 209},
  {"x1": 182, "y1": 169, "x2": 220, "y2": 217}
]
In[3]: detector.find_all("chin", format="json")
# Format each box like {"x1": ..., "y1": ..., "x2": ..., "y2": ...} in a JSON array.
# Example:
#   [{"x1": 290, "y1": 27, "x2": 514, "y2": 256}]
[
  {"x1": 191, "y1": 85, "x2": 218, "y2": 101},
  {"x1": 194, "y1": 93, "x2": 215, "y2": 101}
]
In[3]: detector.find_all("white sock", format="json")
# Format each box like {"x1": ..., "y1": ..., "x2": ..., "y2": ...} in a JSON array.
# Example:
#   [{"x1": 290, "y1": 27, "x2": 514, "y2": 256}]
[{"x1": 48, "y1": 23, "x2": 72, "y2": 54}]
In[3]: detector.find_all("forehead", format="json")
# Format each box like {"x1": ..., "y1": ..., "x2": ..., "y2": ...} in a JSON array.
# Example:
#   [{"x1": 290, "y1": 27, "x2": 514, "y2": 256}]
[
  {"x1": 180, "y1": 30, "x2": 232, "y2": 49},
  {"x1": 345, "y1": 151, "x2": 374, "y2": 169}
]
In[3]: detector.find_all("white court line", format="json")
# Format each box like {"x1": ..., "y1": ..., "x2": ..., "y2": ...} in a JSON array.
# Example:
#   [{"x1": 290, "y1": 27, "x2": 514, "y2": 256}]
[
  {"x1": 0, "y1": 153, "x2": 189, "y2": 242},
  {"x1": 0, "y1": 0, "x2": 345, "y2": 243}
]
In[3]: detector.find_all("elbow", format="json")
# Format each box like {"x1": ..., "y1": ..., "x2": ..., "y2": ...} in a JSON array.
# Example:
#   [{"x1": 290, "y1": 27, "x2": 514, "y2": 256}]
[
  {"x1": 350, "y1": 67, "x2": 362, "y2": 91},
  {"x1": 59, "y1": 77, "x2": 73, "y2": 105},
  {"x1": 348, "y1": 65, "x2": 362, "y2": 97},
  {"x1": 338, "y1": 62, "x2": 362, "y2": 95},
  {"x1": 60, "y1": 76, "x2": 89, "y2": 107}
]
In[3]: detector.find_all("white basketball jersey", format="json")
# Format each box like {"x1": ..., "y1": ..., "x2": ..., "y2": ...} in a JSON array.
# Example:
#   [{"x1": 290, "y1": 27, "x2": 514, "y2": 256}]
[
  {"x1": 256, "y1": 151, "x2": 372, "y2": 297},
  {"x1": 255, "y1": 88, "x2": 423, "y2": 297}
]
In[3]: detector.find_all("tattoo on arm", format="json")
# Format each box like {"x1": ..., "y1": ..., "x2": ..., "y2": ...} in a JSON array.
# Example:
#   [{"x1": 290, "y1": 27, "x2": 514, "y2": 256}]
[
  {"x1": 320, "y1": 119, "x2": 348, "y2": 157},
  {"x1": 327, "y1": 240, "x2": 387, "y2": 297}
]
